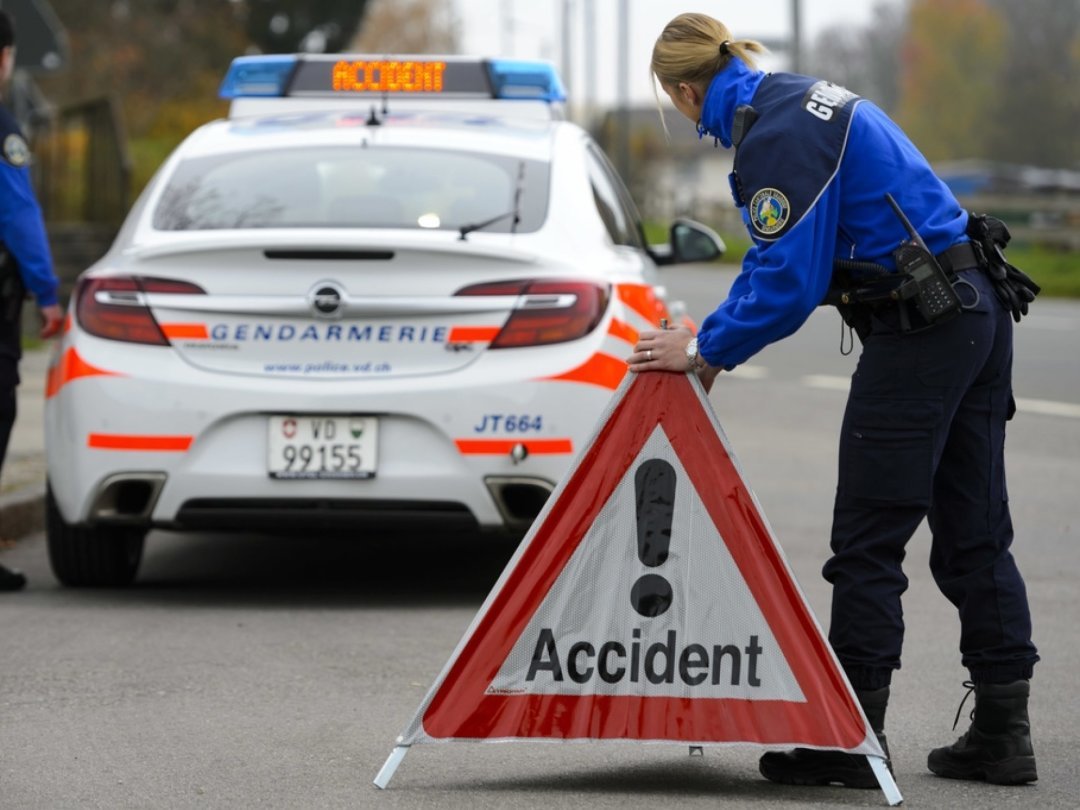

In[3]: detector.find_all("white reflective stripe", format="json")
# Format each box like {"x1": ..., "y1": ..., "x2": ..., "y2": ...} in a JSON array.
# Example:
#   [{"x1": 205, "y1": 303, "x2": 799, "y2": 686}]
[
  {"x1": 93, "y1": 291, "x2": 144, "y2": 307},
  {"x1": 517, "y1": 293, "x2": 577, "y2": 310}
]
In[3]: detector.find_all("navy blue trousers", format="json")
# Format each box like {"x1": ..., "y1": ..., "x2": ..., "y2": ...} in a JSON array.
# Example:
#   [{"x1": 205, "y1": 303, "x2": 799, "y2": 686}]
[
  {"x1": 0, "y1": 335, "x2": 17, "y2": 472},
  {"x1": 824, "y1": 268, "x2": 1039, "y2": 689}
]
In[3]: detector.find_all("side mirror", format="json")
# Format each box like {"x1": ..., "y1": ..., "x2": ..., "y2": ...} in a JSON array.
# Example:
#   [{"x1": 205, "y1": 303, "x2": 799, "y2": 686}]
[
  {"x1": 671, "y1": 219, "x2": 726, "y2": 263},
  {"x1": 649, "y1": 218, "x2": 726, "y2": 265}
]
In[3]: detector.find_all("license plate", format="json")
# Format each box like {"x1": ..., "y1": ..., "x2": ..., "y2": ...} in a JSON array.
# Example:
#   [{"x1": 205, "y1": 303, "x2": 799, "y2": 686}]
[{"x1": 267, "y1": 415, "x2": 377, "y2": 479}]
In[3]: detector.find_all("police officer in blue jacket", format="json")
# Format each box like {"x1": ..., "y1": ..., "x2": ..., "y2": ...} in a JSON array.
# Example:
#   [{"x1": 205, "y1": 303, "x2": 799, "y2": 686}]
[
  {"x1": 0, "y1": 9, "x2": 63, "y2": 591},
  {"x1": 629, "y1": 12, "x2": 1039, "y2": 789}
]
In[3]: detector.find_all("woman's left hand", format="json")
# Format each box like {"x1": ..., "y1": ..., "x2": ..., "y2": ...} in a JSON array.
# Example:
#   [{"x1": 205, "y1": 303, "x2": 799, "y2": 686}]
[{"x1": 628, "y1": 326, "x2": 695, "y2": 373}]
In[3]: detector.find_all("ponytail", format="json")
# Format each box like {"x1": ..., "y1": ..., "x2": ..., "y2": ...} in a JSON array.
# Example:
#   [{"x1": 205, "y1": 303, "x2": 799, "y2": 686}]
[{"x1": 650, "y1": 13, "x2": 766, "y2": 90}]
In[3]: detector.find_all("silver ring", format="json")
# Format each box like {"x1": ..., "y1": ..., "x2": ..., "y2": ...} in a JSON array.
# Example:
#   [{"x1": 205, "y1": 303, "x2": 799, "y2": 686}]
[{"x1": 647, "y1": 349, "x2": 653, "y2": 361}]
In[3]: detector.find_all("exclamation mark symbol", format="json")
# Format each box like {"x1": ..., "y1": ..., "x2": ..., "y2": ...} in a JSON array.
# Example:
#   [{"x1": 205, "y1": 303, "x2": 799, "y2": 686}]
[{"x1": 631, "y1": 458, "x2": 676, "y2": 617}]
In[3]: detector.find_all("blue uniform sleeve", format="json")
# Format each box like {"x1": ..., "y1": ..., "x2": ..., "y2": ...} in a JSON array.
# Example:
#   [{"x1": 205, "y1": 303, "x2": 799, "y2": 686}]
[
  {"x1": 695, "y1": 181, "x2": 840, "y2": 370},
  {"x1": 0, "y1": 161, "x2": 59, "y2": 307}
]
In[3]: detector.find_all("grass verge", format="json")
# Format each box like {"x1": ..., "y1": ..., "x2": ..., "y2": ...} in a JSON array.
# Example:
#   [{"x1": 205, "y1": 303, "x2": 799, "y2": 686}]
[{"x1": 645, "y1": 221, "x2": 1079, "y2": 296}]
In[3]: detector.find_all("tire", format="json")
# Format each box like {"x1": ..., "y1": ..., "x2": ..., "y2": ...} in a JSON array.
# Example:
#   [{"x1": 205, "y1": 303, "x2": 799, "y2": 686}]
[{"x1": 46, "y1": 483, "x2": 146, "y2": 587}]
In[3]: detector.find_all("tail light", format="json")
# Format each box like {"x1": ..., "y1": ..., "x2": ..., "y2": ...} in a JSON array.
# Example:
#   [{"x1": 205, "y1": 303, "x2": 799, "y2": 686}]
[
  {"x1": 76, "y1": 276, "x2": 206, "y2": 345},
  {"x1": 455, "y1": 279, "x2": 609, "y2": 348}
]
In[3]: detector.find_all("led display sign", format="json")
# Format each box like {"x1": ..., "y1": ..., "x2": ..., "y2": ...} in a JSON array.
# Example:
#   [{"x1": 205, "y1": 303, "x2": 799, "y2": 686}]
[
  {"x1": 288, "y1": 57, "x2": 492, "y2": 97},
  {"x1": 333, "y1": 60, "x2": 446, "y2": 93}
]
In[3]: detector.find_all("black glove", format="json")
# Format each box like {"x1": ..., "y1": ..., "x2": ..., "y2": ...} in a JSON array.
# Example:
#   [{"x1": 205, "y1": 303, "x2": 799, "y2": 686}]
[{"x1": 966, "y1": 213, "x2": 1040, "y2": 322}]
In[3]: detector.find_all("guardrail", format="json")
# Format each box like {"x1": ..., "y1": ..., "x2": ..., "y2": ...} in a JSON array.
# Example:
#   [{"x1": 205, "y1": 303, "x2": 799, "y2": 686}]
[{"x1": 958, "y1": 194, "x2": 1080, "y2": 250}]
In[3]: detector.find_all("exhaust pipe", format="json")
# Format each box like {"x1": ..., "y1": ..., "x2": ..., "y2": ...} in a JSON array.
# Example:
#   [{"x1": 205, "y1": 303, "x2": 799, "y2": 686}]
[
  {"x1": 89, "y1": 473, "x2": 166, "y2": 524},
  {"x1": 485, "y1": 476, "x2": 555, "y2": 530}
]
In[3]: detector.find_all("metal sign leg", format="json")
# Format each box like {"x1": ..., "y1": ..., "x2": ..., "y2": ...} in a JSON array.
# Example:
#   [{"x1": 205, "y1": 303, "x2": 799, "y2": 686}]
[
  {"x1": 866, "y1": 755, "x2": 903, "y2": 806},
  {"x1": 373, "y1": 745, "x2": 410, "y2": 790}
]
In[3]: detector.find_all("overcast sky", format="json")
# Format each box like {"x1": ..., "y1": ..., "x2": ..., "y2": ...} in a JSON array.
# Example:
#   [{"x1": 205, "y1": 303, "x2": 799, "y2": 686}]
[{"x1": 454, "y1": 0, "x2": 880, "y2": 104}]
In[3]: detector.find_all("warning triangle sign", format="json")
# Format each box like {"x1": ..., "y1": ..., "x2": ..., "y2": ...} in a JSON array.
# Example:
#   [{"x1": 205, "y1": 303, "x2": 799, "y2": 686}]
[{"x1": 391, "y1": 371, "x2": 883, "y2": 756}]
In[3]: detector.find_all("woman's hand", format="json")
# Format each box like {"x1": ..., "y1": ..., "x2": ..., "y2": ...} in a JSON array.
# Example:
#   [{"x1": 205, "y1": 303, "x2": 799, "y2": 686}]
[
  {"x1": 628, "y1": 326, "x2": 695, "y2": 373},
  {"x1": 629, "y1": 325, "x2": 721, "y2": 393}
]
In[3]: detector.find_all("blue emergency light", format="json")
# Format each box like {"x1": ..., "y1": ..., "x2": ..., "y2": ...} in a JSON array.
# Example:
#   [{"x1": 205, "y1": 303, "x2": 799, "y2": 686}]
[
  {"x1": 218, "y1": 55, "x2": 566, "y2": 104},
  {"x1": 218, "y1": 55, "x2": 298, "y2": 98}
]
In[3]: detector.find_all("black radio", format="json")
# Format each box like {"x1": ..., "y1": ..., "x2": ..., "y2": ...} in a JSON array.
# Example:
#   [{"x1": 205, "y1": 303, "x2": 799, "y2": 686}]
[{"x1": 886, "y1": 194, "x2": 961, "y2": 327}]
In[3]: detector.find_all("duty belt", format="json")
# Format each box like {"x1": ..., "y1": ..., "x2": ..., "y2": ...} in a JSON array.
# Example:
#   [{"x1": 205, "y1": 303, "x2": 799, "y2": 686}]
[
  {"x1": 935, "y1": 241, "x2": 979, "y2": 277},
  {"x1": 827, "y1": 240, "x2": 982, "y2": 309}
]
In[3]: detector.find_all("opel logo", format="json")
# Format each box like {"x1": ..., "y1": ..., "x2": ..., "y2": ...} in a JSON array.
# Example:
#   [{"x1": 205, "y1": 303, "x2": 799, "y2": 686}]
[{"x1": 309, "y1": 282, "x2": 346, "y2": 319}]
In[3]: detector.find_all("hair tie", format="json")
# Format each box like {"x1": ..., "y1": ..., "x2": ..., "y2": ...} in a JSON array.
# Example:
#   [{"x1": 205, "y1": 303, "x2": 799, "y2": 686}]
[{"x1": 719, "y1": 40, "x2": 732, "y2": 56}]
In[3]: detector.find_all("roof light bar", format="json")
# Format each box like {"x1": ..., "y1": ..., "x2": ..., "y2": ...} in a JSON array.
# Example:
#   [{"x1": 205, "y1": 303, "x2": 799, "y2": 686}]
[{"x1": 218, "y1": 54, "x2": 566, "y2": 104}]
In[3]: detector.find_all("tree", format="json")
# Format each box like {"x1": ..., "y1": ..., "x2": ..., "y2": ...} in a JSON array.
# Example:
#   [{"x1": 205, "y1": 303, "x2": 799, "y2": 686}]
[
  {"x1": 805, "y1": 0, "x2": 1079, "y2": 168},
  {"x1": 350, "y1": 0, "x2": 460, "y2": 54},
  {"x1": 807, "y1": 1, "x2": 907, "y2": 113},
  {"x1": 982, "y1": 0, "x2": 1080, "y2": 167},
  {"x1": 37, "y1": 0, "x2": 249, "y2": 136},
  {"x1": 894, "y1": 0, "x2": 1006, "y2": 162},
  {"x1": 244, "y1": 0, "x2": 370, "y2": 53}
]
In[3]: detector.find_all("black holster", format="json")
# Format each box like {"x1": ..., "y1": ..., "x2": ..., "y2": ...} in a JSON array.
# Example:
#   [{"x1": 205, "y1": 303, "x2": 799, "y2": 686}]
[{"x1": 824, "y1": 260, "x2": 904, "y2": 341}]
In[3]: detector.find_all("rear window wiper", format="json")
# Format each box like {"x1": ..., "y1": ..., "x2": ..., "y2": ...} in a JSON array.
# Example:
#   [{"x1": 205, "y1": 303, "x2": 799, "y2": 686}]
[{"x1": 459, "y1": 161, "x2": 526, "y2": 241}]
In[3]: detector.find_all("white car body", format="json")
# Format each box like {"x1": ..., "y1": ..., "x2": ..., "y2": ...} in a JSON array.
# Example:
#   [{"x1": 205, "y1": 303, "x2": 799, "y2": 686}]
[{"x1": 43, "y1": 55, "x2": 723, "y2": 585}]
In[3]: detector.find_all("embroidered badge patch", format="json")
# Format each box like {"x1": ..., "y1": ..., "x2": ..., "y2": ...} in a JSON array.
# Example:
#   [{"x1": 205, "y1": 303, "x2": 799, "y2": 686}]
[
  {"x1": 750, "y1": 188, "x2": 790, "y2": 236},
  {"x1": 3, "y1": 133, "x2": 30, "y2": 167}
]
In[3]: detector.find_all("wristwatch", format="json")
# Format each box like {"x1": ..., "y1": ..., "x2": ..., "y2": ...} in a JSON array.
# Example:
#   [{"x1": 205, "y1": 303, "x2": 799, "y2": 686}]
[{"x1": 685, "y1": 337, "x2": 703, "y2": 370}]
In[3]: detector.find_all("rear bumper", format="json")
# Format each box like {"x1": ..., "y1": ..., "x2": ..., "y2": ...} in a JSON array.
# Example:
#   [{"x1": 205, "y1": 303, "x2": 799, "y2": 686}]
[{"x1": 45, "y1": 348, "x2": 615, "y2": 533}]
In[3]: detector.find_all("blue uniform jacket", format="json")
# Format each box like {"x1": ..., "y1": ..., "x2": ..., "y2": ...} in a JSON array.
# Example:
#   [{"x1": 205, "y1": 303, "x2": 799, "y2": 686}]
[
  {"x1": 694, "y1": 59, "x2": 968, "y2": 370},
  {"x1": 0, "y1": 104, "x2": 58, "y2": 308}
]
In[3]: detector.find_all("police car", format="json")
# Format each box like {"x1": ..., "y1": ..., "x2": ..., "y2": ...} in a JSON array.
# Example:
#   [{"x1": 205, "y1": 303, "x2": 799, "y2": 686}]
[{"x1": 44, "y1": 55, "x2": 725, "y2": 586}]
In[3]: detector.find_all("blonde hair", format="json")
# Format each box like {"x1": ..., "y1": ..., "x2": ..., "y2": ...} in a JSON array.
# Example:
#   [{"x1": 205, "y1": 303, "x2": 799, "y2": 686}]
[{"x1": 650, "y1": 13, "x2": 766, "y2": 132}]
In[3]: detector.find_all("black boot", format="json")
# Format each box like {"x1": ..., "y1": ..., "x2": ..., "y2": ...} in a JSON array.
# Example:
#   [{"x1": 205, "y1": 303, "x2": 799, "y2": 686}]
[
  {"x1": 759, "y1": 686, "x2": 891, "y2": 789},
  {"x1": 928, "y1": 680, "x2": 1037, "y2": 784},
  {"x1": 0, "y1": 562, "x2": 27, "y2": 591}
]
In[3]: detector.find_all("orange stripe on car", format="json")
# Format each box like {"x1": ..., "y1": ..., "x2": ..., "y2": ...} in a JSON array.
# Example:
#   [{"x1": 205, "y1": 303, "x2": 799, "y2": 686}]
[
  {"x1": 607, "y1": 318, "x2": 638, "y2": 345},
  {"x1": 161, "y1": 323, "x2": 209, "y2": 340},
  {"x1": 45, "y1": 347, "x2": 121, "y2": 399},
  {"x1": 543, "y1": 351, "x2": 627, "y2": 391},
  {"x1": 448, "y1": 326, "x2": 500, "y2": 343},
  {"x1": 617, "y1": 283, "x2": 670, "y2": 327},
  {"x1": 454, "y1": 438, "x2": 573, "y2": 455},
  {"x1": 87, "y1": 434, "x2": 193, "y2": 452}
]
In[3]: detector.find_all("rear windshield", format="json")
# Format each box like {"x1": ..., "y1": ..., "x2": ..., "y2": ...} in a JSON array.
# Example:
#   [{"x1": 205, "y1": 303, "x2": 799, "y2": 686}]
[{"x1": 152, "y1": 146, "x2": 550, "y2": 233}]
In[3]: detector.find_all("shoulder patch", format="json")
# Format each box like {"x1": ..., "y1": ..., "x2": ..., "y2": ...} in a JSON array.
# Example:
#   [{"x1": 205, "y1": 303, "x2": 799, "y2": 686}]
[
  {"x1": 3, "y1": 133, "x2": 30, "y2": 167},
  {"x1": 749, "y1": 188, "x2": 790, "y2": 235}
]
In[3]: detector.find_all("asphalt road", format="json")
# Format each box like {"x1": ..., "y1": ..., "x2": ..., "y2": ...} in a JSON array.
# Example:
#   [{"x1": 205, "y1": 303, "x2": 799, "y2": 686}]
[{"x1": 2, "y1": 264, "x2": 1078, "y2": 808}]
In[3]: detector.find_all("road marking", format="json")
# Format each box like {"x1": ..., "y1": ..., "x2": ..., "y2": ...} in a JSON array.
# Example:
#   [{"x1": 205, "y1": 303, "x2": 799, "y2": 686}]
[
  {"x1": 1014, "y1": 398, "x2": 1080, "y2": 419},
  {"x1": 727, "y1": 364, "x2": 769, "y2": 380},
  {"x1": 1025, "y1": 316, "x2": 1077, "y2": 332},
  {"x1": 799, "y1": 375, "x2": 1080, "y2": 420},
  {"x1": 801, "y1": 374, "x2": 851, "y2": 391}
]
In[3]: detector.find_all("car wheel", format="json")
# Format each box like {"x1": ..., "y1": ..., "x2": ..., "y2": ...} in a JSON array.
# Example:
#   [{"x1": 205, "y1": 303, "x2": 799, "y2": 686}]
[{"x1": 46, "y1": 483, "x2": 146, "y2": 587}]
